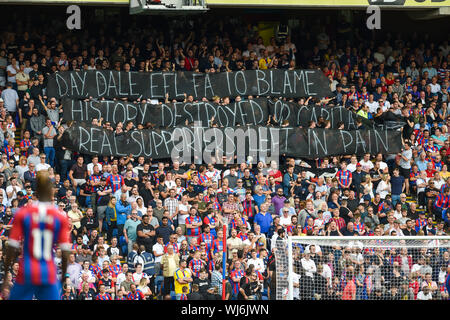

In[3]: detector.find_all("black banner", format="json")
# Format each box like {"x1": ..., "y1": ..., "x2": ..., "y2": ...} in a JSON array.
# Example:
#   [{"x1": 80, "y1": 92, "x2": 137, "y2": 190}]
[
  {"x1": 63, "y1": 97, "x2": 403, "y2": 131},
  {"x1": 269, "y1": 100, "x2": 362, "y2": 130},
  {"x1": 61, "y1": 124, "x2": 403, "y2": 160},
  {"x1": 47, "y1": 69, "x2": 332, "y2": 100},
  {"x1": 62, "y1": 98, "x2": 269, "y2": 127}
]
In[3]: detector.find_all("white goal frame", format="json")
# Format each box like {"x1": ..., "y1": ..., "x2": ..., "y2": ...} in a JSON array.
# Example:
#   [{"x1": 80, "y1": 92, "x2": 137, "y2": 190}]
[{"x1": 286, "y1": 235, "x2": 450, "y2": 300}]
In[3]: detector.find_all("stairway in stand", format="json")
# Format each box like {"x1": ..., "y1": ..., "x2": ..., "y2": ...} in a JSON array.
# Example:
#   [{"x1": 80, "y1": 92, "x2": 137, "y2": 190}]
[
  {"x1": 14, "y1": 134, "x2": 20, "y2": 148},
  {"x1": 405, "y1": 195, "x2": 435, "y2": 227}
]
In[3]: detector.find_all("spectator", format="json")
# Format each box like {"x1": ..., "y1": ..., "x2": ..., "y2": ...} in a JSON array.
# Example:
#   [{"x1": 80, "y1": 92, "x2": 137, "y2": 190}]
[
  {"x1": 0, "y1": 11, "x2": 449, "y2": 302},
  {"x1": 174, "y1": 259, "x2": 193, "y2": 300},
  {"x1": 1, "y1": 82, "x2": 19, "y2": 119}
]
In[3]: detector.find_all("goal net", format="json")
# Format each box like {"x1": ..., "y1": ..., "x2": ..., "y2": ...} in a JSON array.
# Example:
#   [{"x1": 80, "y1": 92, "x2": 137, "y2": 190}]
[{"x1": 274, "y1": 236, "x2": 450, "y2": 300}]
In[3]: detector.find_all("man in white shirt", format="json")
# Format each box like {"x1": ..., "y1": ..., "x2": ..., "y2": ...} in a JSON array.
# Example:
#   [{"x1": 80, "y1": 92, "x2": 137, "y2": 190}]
[
  {"x1": 0, "y1": 186, "x2": 8, "y2": 206},
  {"x1": 315, "y1": 178, "x2": 328, "y2": 198},
  {"x1": 87, "y1": 155, "x2": 103, "y2": 175},
  {"x1": 429, "y1": 77, "x2": 441, "y2": 94},
  {"x1": 399, "y1": 142, "x2": 413, "y2": 194},
  {"x1": 305, "y1": 244, "x2": 322, "y2": 255},
  {"x1": 114, "y1": 184, "x2": 130, "y2": 202},
  {"x1": 205, "y1": 163, "x2": 221, "y2": 185},
  {"x1": 132, "y1": 263, "x2": 148, "y2": 284},
  {"x1": 373, "y1": 47, "x2": 386, "y2": 66},
  {"x1": 242, "y1": 232, "x2": 257, "y2": 250},
  {"x1": 416, "y1": 171, "x2": 428, "y2": 208},
  {"x1": 27, "y1": 146, "x2": 41, "y2": 167},
  {"x1": 242, "y1": 43, "x2": 254, "y2": 59},
  {"x1": 292, "y1": 272, "x2": 300, "y2": 300},
  {"x1": 321, "y1": 262, "x2": 333, "y2": 287},
  {"x1": 317, "y1": 28, "x2": 330, "y2": 51},
  {"x1": 411, "y1": 256, "x2": 427, "y2": 277},
  {"x1": 346, "y1": 155, "x2": 358, "y2": 173},
  {"x1": 279, "y1": 209, "x2": 292, "y2": 228},
  {"x1": 376, "y1": 160, "x2": 388, "y2": 172},
  {"x1": 301, "y1": 249, "x2": 317, "y2": 278},
  {"x1": 35, "y1": 153, "x2": 51, "y2": 171},
  {"x1": 246, "y1": 249, "x2": 265, "y2": 272},
  {"x1": 417, "y1": 287, "x2": 433, "y2": 300},
  {"x1": 6, "y1": 177, "x2": 21, "y2": 202},
  {"x1": 433, "y1": 172, "x2": 445, "y2": 190},
  {"x1": 152, "y1": 236, "x2": 165, "y2": 276},
  {"x1": 380, "y1": 93, "x2": 391, "y2": 110},
  {"x1": 359, "y1": 153, "x2": 374, "y2": 173},
  {"x1": 115, "y1": 263, "x2": 130, "y2": 289},
  {"x1": 439, "y1": 41, "x2": 450, "y2": 56},
  {"x1": 365, "y1": 94, "x2": 379, "y2": 114},
  {"x1": 389, "y1": 220, "x2": 404, "y2": 236},
  {"x1": 6, "y1": 58, "x2": 19, "y2": 84},
  {"x1": 282, "y1": 36, "x2": 297, "y2": 59},
  {"x1": 15, "y1": 64, "x2": 29, "y2": 97}
]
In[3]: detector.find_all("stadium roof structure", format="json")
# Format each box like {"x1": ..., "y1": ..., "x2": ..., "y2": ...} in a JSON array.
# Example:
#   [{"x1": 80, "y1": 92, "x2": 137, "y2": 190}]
[
  {"x1": 1, "y1": 0, "x2": 449, "y2": 7},
  {"x1": 0, "y1": 0, "x2": 448, "y2": 18}
]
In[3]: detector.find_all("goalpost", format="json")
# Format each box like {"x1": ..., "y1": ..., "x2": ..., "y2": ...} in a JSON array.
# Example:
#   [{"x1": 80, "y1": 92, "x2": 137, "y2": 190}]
[{"x1": 274, "y1": 236, "x2": 450, "y2": 300}]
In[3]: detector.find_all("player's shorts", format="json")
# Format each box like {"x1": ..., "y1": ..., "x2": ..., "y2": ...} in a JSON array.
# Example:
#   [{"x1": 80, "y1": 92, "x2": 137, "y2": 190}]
[{"x1": 9, "y1": 282, "x2": 61, "y2": 300}]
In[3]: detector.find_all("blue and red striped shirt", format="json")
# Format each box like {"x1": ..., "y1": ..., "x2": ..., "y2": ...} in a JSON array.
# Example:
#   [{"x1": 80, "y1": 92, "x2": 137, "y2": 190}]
[
  {"x1": 8, "y1": 203, "x2": 71, "y2": 285},
  {"x1": 127, "y1": 290, "x2": 145, "y2": 300},
  {"x1": 185, "y1": 215, "x2": 202, "y2": 236},
  {"x1": 203, "y1": 195, "x2": 222, "y2": 211},
  {"x1": 286, "y1": 225, "x2": 294, "y2": 235},
  {"x1": 354, "y1": 222, "x2": 365, "y2": 233},
  {"x1": 203, "y1": 216, "x2": 217, "y2": 237},
  {"x1": 0, "y1": 216, "x2": 14, "y2": 237},
  {"x1": 90, "y1": 263, "x2": 101, "y2": 277},
  {"x1": 242, "y1": 200, "x2": 255, "y2": 218},
  {"x1": 424, "y1": 144, "x2": 438, "y2": 154},
  {"x1": 237, "y1": 232, "x2": 248, "y2": 241},
  {"x1": 109, "y1": 264, "x2": 122, "y2": 279},
  {"x1": 96, "y1": 293, "x2": 112, "y2": 300},
  {"x1": 189, "y1": 258, "x2": 204, "y2": 277},
  {"x1": 198, "y1": 173, "x2": 209, "y2": 184},
  {"x1": 417, "y1": 135, "x2": 428, "y2": 146},
  {"x1": 302, "y1": 225, "x2": 314, "y2": 234},
  {"x1": 336, "y1": 170, "x2": 352, "y2": 188},
  {"x1": 410, "y1": 170, "x2": 420, "y2": 185},
  {"x1": 415, "y1": 218, "x2": 427, "y2": 233},
  {"x1": 3, "y1": 145, "x2": 14, "y2": 159},
  {"x1": 198, "y1": 233, "x2": 215, "y2": 250},
  {"x1": 153, "y1": 170, "x2": 167, "y2": 184},
  {"x1": 20, "y1": 139, "x2": 32, "y2": 156},
  {"x1": 212, "y1": 239, "x2": 224, "y2": 254},
  {"x1": 230, "y1": 269, "x2": 245, "y2": 295},
  {"x1": 230, "y1": 217, "x2": 246, "y2": 230},
  {"x1": 189, "y1": 244, "x2": 200, "y2": 251},
  {"x1": 88, "y1": 174, "x2": 102, "y2": 192},
  {"x1": 435, "y1": 194, "x2": 450, "y2": 209},
  {"x1": 440, "y1": 184, "x2": 450, "y2": 194},
  {"x1": 207, "y1": 259, "x2": 215, "y2": 273},
  {"x1": 434, "y1": 160, "x2": 444, "y2": 171},
  {"x1": 105, "y1": 174, "x2": 124, "y2": 193},
  {"x1": 164, "y1": 242, "x2": 179, "y2": 253}
]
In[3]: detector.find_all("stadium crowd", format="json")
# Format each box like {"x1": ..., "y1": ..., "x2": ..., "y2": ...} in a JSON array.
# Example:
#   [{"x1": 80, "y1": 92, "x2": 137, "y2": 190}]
[{"x1": 0, "y1": 14, "x2": 449, "y2": 300}]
